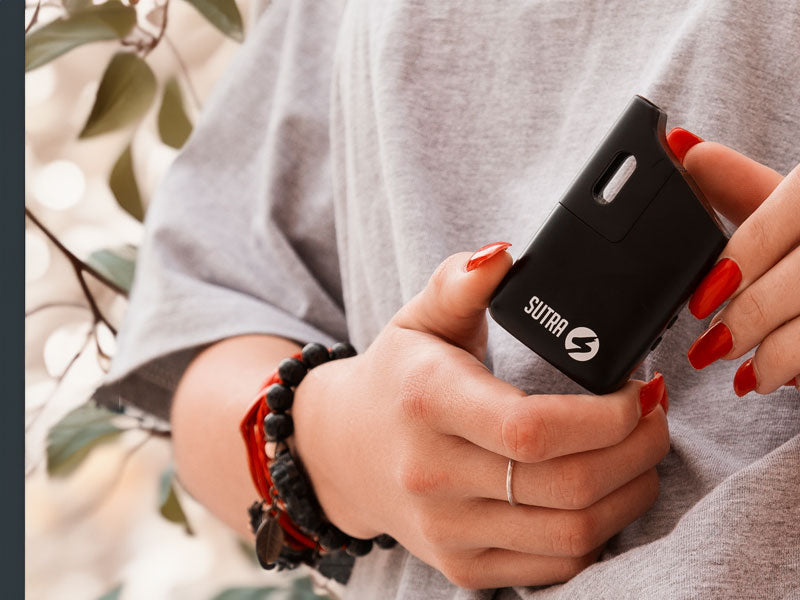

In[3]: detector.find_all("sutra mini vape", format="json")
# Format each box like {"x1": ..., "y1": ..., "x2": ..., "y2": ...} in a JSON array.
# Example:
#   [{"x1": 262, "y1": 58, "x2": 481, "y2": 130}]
[{"x1": 489, "y1": 95, "x2": 728, "y2": 395}]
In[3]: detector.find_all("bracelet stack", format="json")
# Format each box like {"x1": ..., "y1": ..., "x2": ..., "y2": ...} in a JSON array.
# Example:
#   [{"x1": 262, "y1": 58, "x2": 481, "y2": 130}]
[{"x1": 240, "y1": 342, "x2": 398, "y2": 584}]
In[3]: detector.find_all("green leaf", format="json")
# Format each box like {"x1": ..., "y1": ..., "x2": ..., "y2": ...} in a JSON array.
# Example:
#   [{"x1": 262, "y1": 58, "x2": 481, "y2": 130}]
[
  {"x1": 288, "y1": 577, "x2": 329, "y2": 600},
  {"x1": 109, "y1": 144, "x2": 145, "y2": 221},
  {"x1": 87, "y1": 244, "x2": 137, "y2": 294},
  {"x1": 159, "y1": 466, "x2": 194, "y2": 535},
  {"x1": 157, "y1": 78, "x2": 193, "y2": 149},
  {"x1": 96, "y1": 584, "x2": 123, "y2": 600},
  {"x1": 79, "y1": 52, "x2": 157, "y2": 139},
  {"x1": 182, "y1": 0, "x2": 244, "y2": 42},
  {"x1": 47, "y1": 402, "x2": 123, "y2": 477},
  {"x1": 210, "y1": 587, "x2": 281, "y2": 600},
  {"x1": 25, "y1": 1, "x2": 136, "y2": 72}
]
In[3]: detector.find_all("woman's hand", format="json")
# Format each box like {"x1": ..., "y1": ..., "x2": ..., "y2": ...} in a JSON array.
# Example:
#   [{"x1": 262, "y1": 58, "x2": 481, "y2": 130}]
[
  {"x1": 293, "y1": 244, "x2": 669, "y2": 589},
  {"x1": 667, "y1": 129, "x2": 800, "y2": 395}
]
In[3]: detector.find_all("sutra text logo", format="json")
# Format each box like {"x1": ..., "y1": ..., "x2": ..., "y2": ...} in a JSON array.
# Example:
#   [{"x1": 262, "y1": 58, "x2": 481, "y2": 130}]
[
  {"x1": 523, "y1": 296, "x2": 569, "y2": 337},
  {"x1": 523, "y1": 296, "x2": 599, "y2": 361}
]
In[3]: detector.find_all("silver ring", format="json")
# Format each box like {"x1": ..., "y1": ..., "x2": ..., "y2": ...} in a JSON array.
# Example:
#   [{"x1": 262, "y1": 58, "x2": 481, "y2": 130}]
[{"x1": 506, "y1": 459, "x2": 517, "y2": 506}]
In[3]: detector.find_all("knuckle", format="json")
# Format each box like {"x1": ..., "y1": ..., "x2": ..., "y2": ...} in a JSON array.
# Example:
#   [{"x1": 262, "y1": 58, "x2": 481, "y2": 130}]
[
  {"x1": 399, "y1": 460, "x2": 448, "y2": 497},
  {"x1": 550, "y1": 462, "x2": 596, "y2": 510},
  {"x1": 439, "y1": 557, "x2": 480, "y2": 589},
  {"x1": 746, "y1": 216, "x2": 774, "y2": 262},
  {"x1": 733, "y1": 288, "x2": 770, "y2": 338},
  {"x1": 502, "y1": 403, "x2": 550, "y2": 462},
  {"x1": 419, "y1": 515, "x2": 450, "y2": 547},
  {"x1": 398, "y1": 352, "x2": 443, "y2": 423},
  {"x1": 550, "y1": 511, "x2": 598, "y2": 557}
]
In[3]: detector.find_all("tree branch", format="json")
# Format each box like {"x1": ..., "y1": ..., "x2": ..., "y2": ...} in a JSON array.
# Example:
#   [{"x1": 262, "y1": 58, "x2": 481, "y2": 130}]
[{"x1": 25, "y1": 0, "x2": 42, "y2": 34}]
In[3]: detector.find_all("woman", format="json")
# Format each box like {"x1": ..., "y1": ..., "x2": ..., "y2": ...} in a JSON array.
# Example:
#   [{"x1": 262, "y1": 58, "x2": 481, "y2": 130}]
[{"x1": 97, "y1": 0, "x2": 800, "y2": 597}]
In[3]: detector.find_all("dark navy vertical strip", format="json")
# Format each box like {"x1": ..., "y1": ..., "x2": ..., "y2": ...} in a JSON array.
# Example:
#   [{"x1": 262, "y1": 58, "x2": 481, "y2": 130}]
[{"x1": 1, "y1": 1, "x2": 25, "y2": 595}]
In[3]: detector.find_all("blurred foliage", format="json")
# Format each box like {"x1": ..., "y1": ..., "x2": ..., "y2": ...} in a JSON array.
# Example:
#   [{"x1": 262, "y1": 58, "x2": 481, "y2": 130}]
[
  {"x1": 79, "y1": 52, "x2": 157, "y2": 138},
  {"x1": 109, "y1": 145, "x2": 145, "y2": 221},
  {"x1": 46, "y1": 402, "x2": 124, "y2": 477},
  {"x1": 159, "y1": 465, "x2": 194, "y2": 535},
  {"x1": 25, "y1": 1, "x2": 136, "y2": 71},
  {"x1": 159, "y1": 77, "x2": 194, "y2": 149},
  {"x1": 87, "y1": 245, "x2": 138, "y2": 293},
  {"x1": 27, "y1": 2, "x2": 330, "y2": 598}
]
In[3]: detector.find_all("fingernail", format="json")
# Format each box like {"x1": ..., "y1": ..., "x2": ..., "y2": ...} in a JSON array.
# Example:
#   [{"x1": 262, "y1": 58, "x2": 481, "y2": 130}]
[
  {"x1": 688, "y1": 258, "x2": 742, "y2": 319},
  {"x1": 687, "y1": 322, "x2": 733, "y2": 370},
  {"x1": 666, "y1": 127, "x2": 704, "y2": 164},
  {"x1": 785, "y1": 378, "x2": 797, "y2": 387},
  {"x1": 465, "y1": 241, "x2": 512, "y2": 272},
  {"x1": 660, "y1": 387, "x2": 669, "y2": 415},
  {"x1": 733, "y1": 358, "x2": 757, "y2": 397},
  {"x1": 639, "y1": 372, "x2": 666, "y2": 417}
]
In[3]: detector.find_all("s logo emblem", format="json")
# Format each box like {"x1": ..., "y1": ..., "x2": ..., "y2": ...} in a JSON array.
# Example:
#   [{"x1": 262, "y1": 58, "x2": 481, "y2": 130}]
[{"x1": 565, "y1": 327, "x2": 599, "y2": 361}]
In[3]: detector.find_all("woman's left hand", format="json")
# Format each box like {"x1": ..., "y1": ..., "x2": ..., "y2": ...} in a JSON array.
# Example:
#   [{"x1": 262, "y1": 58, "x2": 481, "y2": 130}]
[{"x1": 666, "y1": 128, "x2": 800, "y2": 396}]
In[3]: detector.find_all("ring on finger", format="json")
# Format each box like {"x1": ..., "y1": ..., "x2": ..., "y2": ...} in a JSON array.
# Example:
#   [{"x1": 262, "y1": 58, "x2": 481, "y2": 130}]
[{"x1": 506, "y1": 459, "x2": 517, "y2": 506}]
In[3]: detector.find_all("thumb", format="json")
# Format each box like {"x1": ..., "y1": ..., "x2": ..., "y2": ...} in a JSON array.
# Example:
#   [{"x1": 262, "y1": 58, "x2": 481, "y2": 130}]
[
  {"x1": 393, "y1": 242, "x2": 513, "y2": 360},
  {"x1": 667, "y1": 128, "x2": 783, "y2": 227}
]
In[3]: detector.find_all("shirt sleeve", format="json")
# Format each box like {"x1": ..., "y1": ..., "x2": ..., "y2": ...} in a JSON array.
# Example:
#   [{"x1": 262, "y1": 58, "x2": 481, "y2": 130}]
[{"x1": 93, "y1": 0, "x2": 347, "y2": 425}]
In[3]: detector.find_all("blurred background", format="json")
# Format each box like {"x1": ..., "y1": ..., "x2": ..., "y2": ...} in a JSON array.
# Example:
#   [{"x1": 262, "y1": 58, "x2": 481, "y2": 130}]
[{"x1": 25, "y1": 1, "x2": 336, "y2": 598}]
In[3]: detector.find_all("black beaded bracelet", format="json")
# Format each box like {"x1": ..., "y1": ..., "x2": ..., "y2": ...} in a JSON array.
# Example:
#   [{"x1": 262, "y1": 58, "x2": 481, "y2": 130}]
[{"x1": 248, "y1": 342, "x2": 398, "y2": 584}]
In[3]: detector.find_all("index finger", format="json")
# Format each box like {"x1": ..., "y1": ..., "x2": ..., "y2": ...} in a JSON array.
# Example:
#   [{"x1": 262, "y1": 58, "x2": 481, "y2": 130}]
[{"x1": 406, "y1": 339, "x2": 665, "y2": 462}]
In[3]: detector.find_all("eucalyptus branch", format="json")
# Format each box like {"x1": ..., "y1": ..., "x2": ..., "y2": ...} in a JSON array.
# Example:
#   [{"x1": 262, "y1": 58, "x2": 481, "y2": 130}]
[
  {"x1": 25, "y1": 208, "x2": 127, "y2": 337},
  {"x1": 143, "y1": 0, "x2": 170, "y2": 57},
  {"x1": 164, "y1": 35, "x2": 202, "y2": 111},
  {"x1": 25, "y1": 301, "x2": 89, "y2": 318},
  {"x1": 25, "y1": 0, "x2": 42, "y2": 34}
]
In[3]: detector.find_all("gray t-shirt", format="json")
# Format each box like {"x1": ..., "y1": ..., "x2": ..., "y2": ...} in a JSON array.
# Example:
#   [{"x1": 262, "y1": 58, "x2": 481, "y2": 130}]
[{"x1": 95, "y1": 0, "x2": 800, "y2": 597}]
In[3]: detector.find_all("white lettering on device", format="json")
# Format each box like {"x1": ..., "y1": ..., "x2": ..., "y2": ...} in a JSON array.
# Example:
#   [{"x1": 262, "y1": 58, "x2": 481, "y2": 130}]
[{"x1": 523, "y1": 296, "x2": 569, "y2": 338}]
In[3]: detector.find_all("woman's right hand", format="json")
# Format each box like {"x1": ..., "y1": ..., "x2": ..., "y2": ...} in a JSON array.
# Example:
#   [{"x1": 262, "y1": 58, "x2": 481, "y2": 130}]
[{"x1": 292, "y1": 244, "x2": 670, "y2": 589}]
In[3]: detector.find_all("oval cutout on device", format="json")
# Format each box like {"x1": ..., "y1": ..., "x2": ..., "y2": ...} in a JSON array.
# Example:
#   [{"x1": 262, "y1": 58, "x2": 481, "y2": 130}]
[{"x1": 595, "y1": 153, "x2": 637, "y2": 205}]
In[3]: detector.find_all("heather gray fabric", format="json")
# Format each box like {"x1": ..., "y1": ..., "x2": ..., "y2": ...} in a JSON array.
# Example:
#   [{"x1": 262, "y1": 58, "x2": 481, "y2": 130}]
[{"x1": 95, "y1": 0, "x2": 800, "y2": 597}]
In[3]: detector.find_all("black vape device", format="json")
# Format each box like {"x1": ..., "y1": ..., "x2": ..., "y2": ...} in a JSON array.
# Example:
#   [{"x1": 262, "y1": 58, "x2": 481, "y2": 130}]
[{"x1": 489, "y1": 95, "x2": 728, "y2": 395}]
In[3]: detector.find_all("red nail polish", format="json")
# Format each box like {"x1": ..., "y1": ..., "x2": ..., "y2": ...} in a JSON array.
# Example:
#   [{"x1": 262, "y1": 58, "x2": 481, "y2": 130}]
[
  {"x1": 688, "y1": 258, "x2": 742, "y2": 319},
  {"x1": 639, "y1": 372, "x2": 666, "y2": 417},
  {"x1": 733, "y1": 358, "x2": 757, "y2": 397},
  {"x1": 666, "y1": 127, "x2": 704, "y2": 164},
  {"x1": 660, "y1": 387, "x2": 669, "y2": 415},
  {"x1": 687, "y1": 322, "x2": 733, "y2": 369},
  {"x1": 465, "y1": 242, "x2": 511, "y2": 272},
  {"x1": 785, "y1": 378, "x2": 797, "y2": 387}
]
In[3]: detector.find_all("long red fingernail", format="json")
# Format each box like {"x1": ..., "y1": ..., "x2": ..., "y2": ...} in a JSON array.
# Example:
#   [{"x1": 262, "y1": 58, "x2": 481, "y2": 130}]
[
  {"x1": 465, "y1": 242, "x2": 511, "y2": 272},
  {"x1": 688, "y1": 258, "x2": 742, "y2": 319},
  {"x1": 688, "y1": 322, "x2": 733, "y2": 369},
  {"x1": 639, "y1": 372, "x2": 666, "y2": 417},
  {"x1": 733, "y1": 358, "x2": 757, "y2": 397},
  {"x1": 666, "y1": 127, "x2": 704, "y2": 164},
  {"x1": 660, "y1": 387, "x2": 669, "y2": 415}
]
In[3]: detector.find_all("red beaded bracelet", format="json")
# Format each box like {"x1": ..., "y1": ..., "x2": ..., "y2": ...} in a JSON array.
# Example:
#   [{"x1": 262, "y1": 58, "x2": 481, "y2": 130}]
[{"x1": 239, "y1": 352, "x2": 318, "y2": 552}]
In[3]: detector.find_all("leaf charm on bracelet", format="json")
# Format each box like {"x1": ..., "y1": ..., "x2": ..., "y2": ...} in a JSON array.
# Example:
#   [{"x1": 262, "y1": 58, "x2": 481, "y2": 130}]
[{"x1": 255, "y1": 516, "x2": 285, "y2": 567}]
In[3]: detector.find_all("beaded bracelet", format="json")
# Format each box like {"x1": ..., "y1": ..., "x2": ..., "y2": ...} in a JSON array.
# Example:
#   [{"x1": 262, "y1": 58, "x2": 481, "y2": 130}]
[{"x1": 239, "y1": 342, "x2": 397, "y2": 584}]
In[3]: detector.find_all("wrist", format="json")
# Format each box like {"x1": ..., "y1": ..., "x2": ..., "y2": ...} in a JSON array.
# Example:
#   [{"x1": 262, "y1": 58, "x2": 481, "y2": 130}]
[{"x1": 239, "y1": 342, "x2": 396, "y2": 583}]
